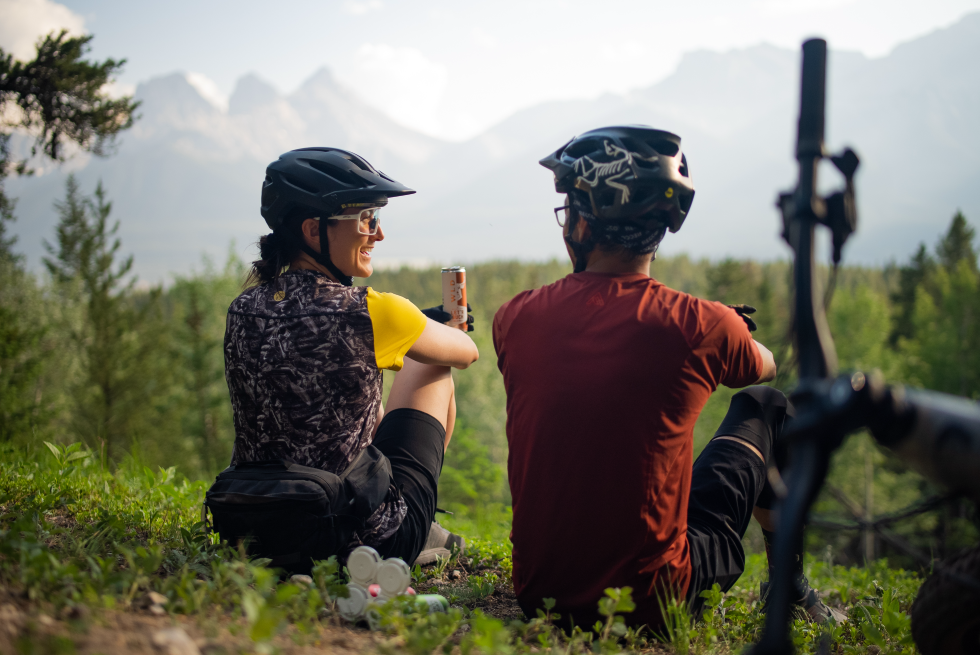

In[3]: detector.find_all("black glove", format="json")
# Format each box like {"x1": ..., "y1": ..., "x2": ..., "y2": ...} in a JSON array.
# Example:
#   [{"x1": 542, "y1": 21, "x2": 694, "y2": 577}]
[
  {"x1": 727, "y1": 304, "x2": 758, "y2": 332},
  {"x1": 421, "y1": 304, "x2": 475, "y2": 332}
]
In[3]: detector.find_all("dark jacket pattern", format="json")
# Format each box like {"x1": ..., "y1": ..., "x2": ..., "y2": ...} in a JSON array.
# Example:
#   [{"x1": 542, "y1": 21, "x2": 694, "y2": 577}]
[{"x1": 224, "y1": 269, "x2": 406, "y2": 545}]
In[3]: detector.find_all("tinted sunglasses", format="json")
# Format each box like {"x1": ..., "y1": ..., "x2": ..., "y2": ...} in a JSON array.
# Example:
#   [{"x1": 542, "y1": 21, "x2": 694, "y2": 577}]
[{"x1": 316, "y1": 207, "x2": 382, "y2": 235}]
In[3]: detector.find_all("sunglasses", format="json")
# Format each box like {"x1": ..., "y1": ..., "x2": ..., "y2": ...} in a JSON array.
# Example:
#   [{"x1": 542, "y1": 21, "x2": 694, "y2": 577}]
[
  {"x1": 316, "y1": 207, "x2": 382, "y2": 235},
  {"x1": 554, "y1": 204, "x2": 570, "y2": 228}
]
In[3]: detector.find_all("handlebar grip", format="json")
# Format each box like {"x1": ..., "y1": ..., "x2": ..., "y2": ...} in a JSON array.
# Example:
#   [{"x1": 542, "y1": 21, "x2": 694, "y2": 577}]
[
  {"x1": 877, "y1": 387, "x2": 980, "y2": 503},
  {"x1": 796, "y1": 38, "x2": 827, "y2": 159}
]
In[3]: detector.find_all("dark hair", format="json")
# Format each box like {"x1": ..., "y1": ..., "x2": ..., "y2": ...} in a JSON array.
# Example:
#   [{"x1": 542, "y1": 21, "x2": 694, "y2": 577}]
[
  {"x1": 568, "y1": 199, "x2": 669, "y2": 263},
  {"x1": 593, "y1": 240, "x2": 650, "y2": 264},
  {"x1": 245, "y1": 229, "x2": 301, "y2": 288},
  {"x1": 244, "y1": 214, "x2": 340, "y2": 288}
]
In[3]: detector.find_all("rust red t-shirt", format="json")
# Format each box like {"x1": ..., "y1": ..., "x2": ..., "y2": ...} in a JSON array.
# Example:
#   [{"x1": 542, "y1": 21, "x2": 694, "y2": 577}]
[{"x1": 493, "y1": 271, "x2": 763, "y2": 626}]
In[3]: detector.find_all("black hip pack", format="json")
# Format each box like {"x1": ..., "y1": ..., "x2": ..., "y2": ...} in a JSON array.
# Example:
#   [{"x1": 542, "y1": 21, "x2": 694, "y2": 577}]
[{"x1": 204, "y1": 445, "x2": 392, "y2": 573}]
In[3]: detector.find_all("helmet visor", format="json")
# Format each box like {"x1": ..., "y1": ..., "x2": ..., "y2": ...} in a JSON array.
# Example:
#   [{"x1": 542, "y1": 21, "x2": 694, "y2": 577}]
[{"x1": 320, "y1": 207, "x2": 382, "y2": 235}]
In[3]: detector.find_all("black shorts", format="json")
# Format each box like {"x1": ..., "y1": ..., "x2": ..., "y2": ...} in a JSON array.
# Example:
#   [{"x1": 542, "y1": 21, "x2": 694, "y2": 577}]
[
  {"x1": 685, "y1": 386, "x2": 791, "y2": 615},
  {"x1": 371, "y1": 408, "x2": 446, "y2": 565}
]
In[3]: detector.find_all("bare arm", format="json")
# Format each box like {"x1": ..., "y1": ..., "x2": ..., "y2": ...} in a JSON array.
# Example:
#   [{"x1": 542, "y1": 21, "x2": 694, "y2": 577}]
[
  {"x1": 406, "y1": 320, "x2": 479, "y2": 369},
  {"x1": 371, "y1": 402, "x2": 385, "y2": 439},
  {"x1": 754, "y1": 340, "x2": 777, "y2": 383}
]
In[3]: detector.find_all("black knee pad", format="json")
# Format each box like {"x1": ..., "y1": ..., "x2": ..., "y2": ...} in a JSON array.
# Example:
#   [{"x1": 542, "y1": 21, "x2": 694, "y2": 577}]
[{"x1": 712, "y1": 386, "x2": 793, "y2": 465}]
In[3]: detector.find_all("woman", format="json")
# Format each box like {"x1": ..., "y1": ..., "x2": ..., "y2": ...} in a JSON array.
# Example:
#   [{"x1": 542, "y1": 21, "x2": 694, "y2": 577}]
[{"x1": 215, "y1": 147, "x2": 478, "y2": 570}]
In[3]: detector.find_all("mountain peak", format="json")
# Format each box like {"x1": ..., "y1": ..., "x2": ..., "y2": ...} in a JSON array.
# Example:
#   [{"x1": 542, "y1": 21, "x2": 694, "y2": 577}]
[
  {"x1": 229, "y1": 73, "x2": 280, "y2": 115},
  {"x1": 134, "y1": 72, "x2": 219, "y2": 123},
  {"x1": 185, "y1": 72, "x2": 228, "y2": 113},
  {"x1": 299, "y1": 67, "x2": 343, "y2": 93}
]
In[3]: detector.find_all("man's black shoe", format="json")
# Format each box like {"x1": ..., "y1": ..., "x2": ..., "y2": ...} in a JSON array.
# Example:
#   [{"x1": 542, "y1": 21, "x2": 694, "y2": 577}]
[{"x1": 760, "y1": 575, "x2": 847, "y2": 624}]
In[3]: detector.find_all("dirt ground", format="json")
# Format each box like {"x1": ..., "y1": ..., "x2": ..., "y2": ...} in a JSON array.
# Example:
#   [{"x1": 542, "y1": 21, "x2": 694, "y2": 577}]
[
  {"x1": 0, "y1": 559, "x2": 527, "y2": 655},
  {"x1": 0, "y1": 600, "x2": 380, "y2": 655},
  {"x1": 437, "y1": 579, "x2": 526, "y2": 623}
]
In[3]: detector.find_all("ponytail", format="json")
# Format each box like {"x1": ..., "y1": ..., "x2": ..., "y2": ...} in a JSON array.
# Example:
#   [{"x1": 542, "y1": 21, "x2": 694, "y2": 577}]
[{"x1": 245, "y1": 229, "x2": 301, "y2": 288}]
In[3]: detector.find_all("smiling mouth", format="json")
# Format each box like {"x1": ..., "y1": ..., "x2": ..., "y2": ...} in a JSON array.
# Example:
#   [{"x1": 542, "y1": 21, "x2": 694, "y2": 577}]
[{"x1": 359, "y1": 249, "x2": 373, "y2": 259}]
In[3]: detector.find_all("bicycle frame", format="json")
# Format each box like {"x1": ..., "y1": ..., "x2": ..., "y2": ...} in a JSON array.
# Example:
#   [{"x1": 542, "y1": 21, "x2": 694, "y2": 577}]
[{"x1": 750, "y1": 39, "x2": 980, "y2": 655}]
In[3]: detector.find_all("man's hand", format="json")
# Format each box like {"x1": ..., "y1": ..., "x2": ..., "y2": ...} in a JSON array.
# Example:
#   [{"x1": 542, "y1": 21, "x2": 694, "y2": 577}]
[
  {"x1": 421, "y1": 304, "x2": 475, "y2": 332},
  {"x1": 728, "y1": 304, "x2": 758, "y2": 332}
]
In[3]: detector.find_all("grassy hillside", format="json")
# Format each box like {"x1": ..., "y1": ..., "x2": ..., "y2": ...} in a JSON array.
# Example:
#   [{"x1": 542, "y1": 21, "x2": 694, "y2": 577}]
[
  {"x1": 0, "y1": 442, "x2": 923, "y2": 655},
  {"x1": 3, "y1": 242, "x2": 974, "y2": 561},
  {"x1": 4, "y1": 191, "x2": 980, "y2": 652}
]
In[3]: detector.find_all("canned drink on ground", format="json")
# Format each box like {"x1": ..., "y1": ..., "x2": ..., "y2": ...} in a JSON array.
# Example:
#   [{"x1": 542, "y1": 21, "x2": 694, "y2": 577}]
[
  {"x1": 347, "y1": 545, "x2": 380, "y2": 586},
  {"x1": 413, "y1": 595, "x2": 450, "y2": 613},
  {"x1": 337, "y1": 583, "x2": 370, "y2": 621},
  {"x1": 441, "y1": 266, "x2": 467, "y2": 330},
  {"x1": 365, "y1": 595, "x2": 450, "y2": 630},
  {"x1": 376, "y1": 558, "x2": 411, "y2": 596}
]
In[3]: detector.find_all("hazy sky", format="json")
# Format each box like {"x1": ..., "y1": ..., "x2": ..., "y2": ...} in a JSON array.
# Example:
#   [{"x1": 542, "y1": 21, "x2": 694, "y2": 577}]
[{"x1": 3, "y1": 0, "x2": 980, "y2": 140}]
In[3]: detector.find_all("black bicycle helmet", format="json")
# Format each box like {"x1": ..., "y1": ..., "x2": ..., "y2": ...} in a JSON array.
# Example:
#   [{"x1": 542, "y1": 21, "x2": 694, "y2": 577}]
[
  {"x1": 539, "y1": 125, "x2": 694, "y2": 233},
  {"x1": 260, "y1": 147, "x2": 415, "y2": 285},
  {"x1": 261, "y1": 147, "x2": 415, "y2": 231}
]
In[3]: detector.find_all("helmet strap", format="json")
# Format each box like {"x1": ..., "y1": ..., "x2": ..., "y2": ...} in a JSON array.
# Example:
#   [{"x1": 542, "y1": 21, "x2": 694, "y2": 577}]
[
  {"x1": 292, "y1": 226, "x2": 354, "y2": 287},
  {"x1": 566, "y1": 237, "x2": 594, "y2": 273},
  {"x1": 564, "y1": 212, "x2": 595, "y2": 273}
]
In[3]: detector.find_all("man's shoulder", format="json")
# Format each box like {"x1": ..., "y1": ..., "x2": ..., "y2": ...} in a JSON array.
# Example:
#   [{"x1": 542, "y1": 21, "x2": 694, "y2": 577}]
[
  {"x1": 646, "y1": 283, "x2": 735, "y2": 345},
  {"x1": 493, "y1": 276, "x2": 577, "y2": 350},
  {"x1": 496, "y1": 275, "x2": 568, "y2": 317},
  {"x1": 493, "y1": 288, "x2": 536, "y2": 342},
  {"x1": 643, "y1": 280, "x2": 724, "y2": 313}
]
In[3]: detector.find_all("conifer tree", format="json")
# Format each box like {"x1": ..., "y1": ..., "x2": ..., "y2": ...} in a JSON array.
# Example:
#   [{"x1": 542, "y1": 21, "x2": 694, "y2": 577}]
[
  {"x1": 0, "y1": 30, "x2": 138, "y2": 211},
  {"x1": 936, "y1": 211, "x2": 976, "y2": 272},
  {"x1": 174, "y1": 276, "x2": 227, "y2": 473},
  {"x1": 0, "y1": 257, "x2": 47, "y2": 442},
  {"x1": 890, "y1": 244, "x2": 935, "y2": 345},
  {"x1": 0, "y1": 31, "x2": 137, "y2": 446},
  {"x1": 902, "y1": 212, "x2": 980, "y2": 397},
  {"x1": 43, "y1": 176, "x2": 143, "y2": 459}
]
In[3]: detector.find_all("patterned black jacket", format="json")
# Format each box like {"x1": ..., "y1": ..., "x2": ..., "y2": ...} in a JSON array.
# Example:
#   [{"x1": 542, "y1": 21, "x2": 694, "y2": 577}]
[{"x1": 224, "y1": 270, "x2": 406, "y2": 545}]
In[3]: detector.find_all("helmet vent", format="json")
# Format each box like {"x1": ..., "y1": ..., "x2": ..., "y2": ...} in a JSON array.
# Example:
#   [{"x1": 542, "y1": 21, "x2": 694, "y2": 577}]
[
  {"x1": 647, "y1": 140, "x2": 679, "y2": 157},
  {"x1": 678, "y1": 154, "x2": 689, "y2": 178},
  {"x1": 619, "y1": 137, "x2": 653, "y2": 156},
  {"x1": 281, "y1": 173, "x2": 318, "y2": 194},
  {"x1": 565, "y1": 138, "x2": 602, "y2": 159},
  {"x1": 342, "y1": 155, "x2": 368, "y2": 172},
  {"x1": 306, "y1": 159, "x2": 360, "y2": 187}
]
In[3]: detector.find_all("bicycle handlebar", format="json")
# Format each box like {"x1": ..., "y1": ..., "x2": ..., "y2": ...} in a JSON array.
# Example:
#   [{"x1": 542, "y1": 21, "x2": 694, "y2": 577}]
[
  {"x1": 879, "y1": 387, "x2": 980, "y2": 503},
  {"x1": 797, "y1": 39, "x2": 826, "y2": 161},
  {"x1": 753, "y1": 38, "x2": 980, "y2": 655}
]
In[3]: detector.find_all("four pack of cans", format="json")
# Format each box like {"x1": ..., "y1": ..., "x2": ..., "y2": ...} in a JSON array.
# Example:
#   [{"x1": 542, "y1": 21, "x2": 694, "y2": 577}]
[{"x1": 336, "y1": 546, "x2": 449, "y2": 629}]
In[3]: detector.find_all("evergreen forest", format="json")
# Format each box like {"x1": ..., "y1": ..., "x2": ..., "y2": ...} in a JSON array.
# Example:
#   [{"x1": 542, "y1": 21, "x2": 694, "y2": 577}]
[{"x1": 4, "y1": 173, "x2": 979, "y2": 567}]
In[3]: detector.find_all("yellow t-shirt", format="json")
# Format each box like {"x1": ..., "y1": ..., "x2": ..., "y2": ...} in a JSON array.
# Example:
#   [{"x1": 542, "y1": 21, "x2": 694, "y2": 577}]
[{"x1": 365, "y1": 288, "x2": 428, "y2": 371}]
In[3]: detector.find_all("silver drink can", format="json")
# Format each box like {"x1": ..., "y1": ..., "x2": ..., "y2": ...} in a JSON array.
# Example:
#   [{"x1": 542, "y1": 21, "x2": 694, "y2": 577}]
[{"x1": 440, "y1": 266, "x2": 467, "y2": 330}]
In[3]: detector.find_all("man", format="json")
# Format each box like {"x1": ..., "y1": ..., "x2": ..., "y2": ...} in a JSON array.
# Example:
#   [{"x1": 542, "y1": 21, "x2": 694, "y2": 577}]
[{"x1": 493, "y1": 126, "x2": 844, "y2": 629}]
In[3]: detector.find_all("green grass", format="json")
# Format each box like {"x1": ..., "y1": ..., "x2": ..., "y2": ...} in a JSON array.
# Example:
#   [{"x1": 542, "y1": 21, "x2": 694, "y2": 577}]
[{"x1": 0, "y1": 442, "x2": 923, "y2": 654}]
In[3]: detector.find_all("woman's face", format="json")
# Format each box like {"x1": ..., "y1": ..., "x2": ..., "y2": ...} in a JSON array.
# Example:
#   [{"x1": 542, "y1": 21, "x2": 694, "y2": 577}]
[{"x1": 325, "y1": 210, "x2": 385, "y2": 278}]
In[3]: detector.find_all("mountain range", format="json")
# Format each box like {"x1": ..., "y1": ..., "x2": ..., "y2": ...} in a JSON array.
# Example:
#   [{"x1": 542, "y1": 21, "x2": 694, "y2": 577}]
[{"x1": 7, "y1": 12, "x2": 980, "y2": 282}]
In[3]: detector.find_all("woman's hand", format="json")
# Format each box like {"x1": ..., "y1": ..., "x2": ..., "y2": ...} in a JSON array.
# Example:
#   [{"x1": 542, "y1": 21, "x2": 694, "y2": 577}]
[
  {"x1": 407, "y1": 317, "x2": 479, "y2": 369},
  {"x1": 420, "y1": 304, "x2": 475, "y2": 332}
]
